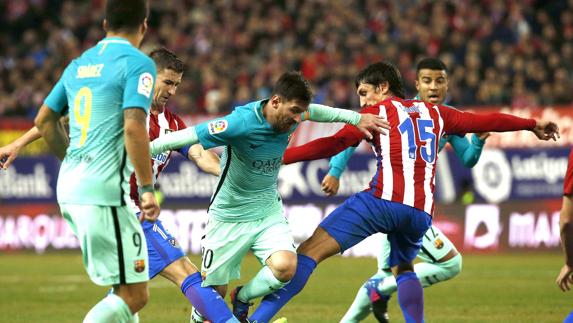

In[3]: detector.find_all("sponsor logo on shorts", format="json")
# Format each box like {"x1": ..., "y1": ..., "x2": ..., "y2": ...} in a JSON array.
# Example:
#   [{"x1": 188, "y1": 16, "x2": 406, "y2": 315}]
[
  {"x1": 201, "y1": 271, "x2": 207, "y2": 280},
  {"x1": 208, "y1": 120, "x2": 228, "y2": 134},
  {"x1": 137, "y1": 72, "x2": 154, "y2": 98},
  {"x1": 134, "y1": 259, "x2": 146, "y2": 273},
  {"x1": 434, "y1": 238, "x2": 444, "y2": 249}
]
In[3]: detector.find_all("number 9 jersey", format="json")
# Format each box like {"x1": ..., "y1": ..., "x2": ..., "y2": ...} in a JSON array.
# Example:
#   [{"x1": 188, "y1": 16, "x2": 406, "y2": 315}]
[{"x1": 43, "y1": 37, "x2": 156, "y2": 206}]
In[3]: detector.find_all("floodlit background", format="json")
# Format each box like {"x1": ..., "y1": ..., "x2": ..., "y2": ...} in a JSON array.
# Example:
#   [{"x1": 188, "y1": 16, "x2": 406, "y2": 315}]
[{"x1": 0, "y1": 1, "x2": 571, "y2": 322}]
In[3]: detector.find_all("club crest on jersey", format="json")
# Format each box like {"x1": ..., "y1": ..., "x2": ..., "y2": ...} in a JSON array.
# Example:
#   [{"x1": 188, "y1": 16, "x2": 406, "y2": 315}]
[
  {"x1": 134, "y1": 259, "x2": 146, "y2": 273},
  {"x1": 208, "y1": 120, "x2": 228, "y2": 135},
  {"x1": 434, "y1": 238, "x2": 444, "y2": 249},
  {"x1": 138, "y1": 72, "x2": 153, "y2": 98}
]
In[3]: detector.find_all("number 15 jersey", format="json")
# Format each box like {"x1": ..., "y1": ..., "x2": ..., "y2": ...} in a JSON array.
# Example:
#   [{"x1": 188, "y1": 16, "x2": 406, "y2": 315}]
[{"x1": 44, "y1": 37, "x2": 156, "y2": 206}]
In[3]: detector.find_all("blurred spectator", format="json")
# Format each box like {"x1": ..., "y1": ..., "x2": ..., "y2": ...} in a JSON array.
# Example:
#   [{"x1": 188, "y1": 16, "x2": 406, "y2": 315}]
[{"x1": 0, "y1": 0, "x2": 572, "y2": 119}]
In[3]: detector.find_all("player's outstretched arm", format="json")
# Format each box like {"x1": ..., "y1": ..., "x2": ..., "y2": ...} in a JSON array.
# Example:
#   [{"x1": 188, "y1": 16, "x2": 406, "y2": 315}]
[
  {"x1": 440, "y1": 106, "x2": 560, "y2": 140},
  {"x1": 557, "y1": 194, "x2": 573, "y2": 291},
  {"x1": 532, "y1": 120, "x2": 560, "y2": 141},
  {"x1": 150, "y1": 127, "x2": 200, "y2": 155},
  {"x1": 305, "y1": 104, "x2": 390, "y2": 139},
  {"x1": 283, "y1": 124, "x2": 364, "y2": 164},
  {"x1": 0, "y1": 127, "x2": 42, "y2": 170},
  {"x1": 188, "y1": 144, "x2": 221, "y2": 176},
  {"x1": 34, "y1": 105, "x2": 68, "y2": 160}
]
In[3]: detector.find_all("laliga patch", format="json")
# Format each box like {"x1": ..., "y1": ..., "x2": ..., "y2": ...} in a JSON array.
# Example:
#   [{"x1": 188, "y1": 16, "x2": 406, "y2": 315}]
[
  {"x1": 208, "y1": 120, "x2": 228, "y2": 135},
  {"x1": 134, "y1": 259, "x2": 146, "y2": 273},
  {"x1": 137, "y1": 72, "x2": 153, "y2": 98}
]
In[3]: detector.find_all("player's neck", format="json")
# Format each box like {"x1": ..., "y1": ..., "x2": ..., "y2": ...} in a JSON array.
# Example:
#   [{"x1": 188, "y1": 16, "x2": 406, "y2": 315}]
[
  {"x1": 262, "y1": 101, "x2": 274, "y2": 124},
  {"x1": 105, "y1": 31, "x2": 142, "y2": 48},
  {"x1": 150, "y1": 105, "x2": 163, "y2": 115}
]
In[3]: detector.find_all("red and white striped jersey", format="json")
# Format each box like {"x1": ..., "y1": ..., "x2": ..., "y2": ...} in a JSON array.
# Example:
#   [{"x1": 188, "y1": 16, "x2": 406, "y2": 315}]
[
  {"x1": 129, "y1": 109, "x2": 187, "y2": 207},
  {"x1": 564, "y1": 149, "x2": 573, "y2": 195},
  {"x1": 362, "y1": 98, "x2": 446, "y2": 215},
  {"x1": 284, "y1": 97, "x2": 535, "y2": 216}
]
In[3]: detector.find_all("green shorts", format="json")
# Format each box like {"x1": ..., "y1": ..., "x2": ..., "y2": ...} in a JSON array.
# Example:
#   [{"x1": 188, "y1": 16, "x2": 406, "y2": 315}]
[
  {"x1": 200, "y1": 213, "x2": 295, "y2": 287},
  {"x1": 60, "y1": 203, "x2": 149, "y2": 286},
  {"x1": 377, "y1": 225, "x2": 457, "y2": 270}
]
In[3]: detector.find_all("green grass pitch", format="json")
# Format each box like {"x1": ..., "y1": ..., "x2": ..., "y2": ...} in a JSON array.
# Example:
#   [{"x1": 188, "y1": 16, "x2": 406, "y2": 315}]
[{"x1": 0, "y1": 252, "x2": 569, "y2": 322}]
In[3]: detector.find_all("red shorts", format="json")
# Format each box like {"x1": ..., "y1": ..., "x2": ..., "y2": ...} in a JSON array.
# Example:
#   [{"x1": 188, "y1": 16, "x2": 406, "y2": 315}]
[{"x1": 565, "y1": 149, "x2": 573, "y2": 195}]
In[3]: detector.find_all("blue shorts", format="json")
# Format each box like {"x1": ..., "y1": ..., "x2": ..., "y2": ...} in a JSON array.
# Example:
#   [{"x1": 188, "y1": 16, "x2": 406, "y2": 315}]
[
  {"x1": 319, "y1": 191, "x2": 432, "y2": 267},
  {"x1": 140, "y1": 216, "x2": 185, "y2": 279}
]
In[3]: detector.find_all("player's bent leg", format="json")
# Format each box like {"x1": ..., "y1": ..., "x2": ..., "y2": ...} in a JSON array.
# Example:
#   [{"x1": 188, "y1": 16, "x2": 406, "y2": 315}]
[
  {"x1": 387, "y1": 208, "x2": 431, "y2": 323},
  {"x1": 340, "y1": 272, "x2": 388, "y2": 323},
  {"x1": 84, "y1": 292, "x2": 136, "y2": 323},
  {"x1": 266, "y1": 250, "x2": 297, "y2": 282},
  {"x1": 158, "y1": 257, "x2": 237, "y2": 323},
  {"x1": 61, "y1": 204, "x2": 149, "y2": 322},
  {"x1": 159, "y1": 257, "x2": 199, "y2": 286},
  {"x1": 414, "y1": 253, "x2": 462, "y2": 288},
  {"x1": 114, "y1": 282, "x2": 149, "y2": 314},
  {"x1": 251, "y1": 192, "x2": 393, "y2": 323}
]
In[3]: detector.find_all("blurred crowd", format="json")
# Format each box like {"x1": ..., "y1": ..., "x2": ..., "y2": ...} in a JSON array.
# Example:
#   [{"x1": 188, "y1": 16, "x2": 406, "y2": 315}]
[{"x1": 0, "y1": 0, "x2": 572, "y2": 119}]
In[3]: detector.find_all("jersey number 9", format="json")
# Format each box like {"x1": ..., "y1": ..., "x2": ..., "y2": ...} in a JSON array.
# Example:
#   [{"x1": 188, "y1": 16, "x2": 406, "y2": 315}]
[{"x1": 73, "y1": 87, "x2": 93, "y2": 147}]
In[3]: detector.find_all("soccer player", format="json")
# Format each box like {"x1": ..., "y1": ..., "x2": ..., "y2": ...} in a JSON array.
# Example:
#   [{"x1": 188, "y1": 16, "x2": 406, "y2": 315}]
[
  {"x1": 0, "y1": 47, "x2": 240, "y2": 322},
  {"x1": 248, "y1": 61, "x2": 559, "y2": 323},
  {"x1": 556, "y1": 149, "x2": 573, "y2": 321},
  {"x1": 148, "y1": 71, "x2": 389, "y2": 322},
  {"x1": 329, "y1": 58, "x2": 489, "y2": 322},
  {"x1": 34, "y1": 1, "x2": 159, "y2": 322}
]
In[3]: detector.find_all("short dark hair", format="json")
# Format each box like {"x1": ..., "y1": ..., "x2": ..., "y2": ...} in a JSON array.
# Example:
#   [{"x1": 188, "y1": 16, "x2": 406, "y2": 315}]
[
  {"x1": 271, "y1": 71, "x2": 312, "y2": 104},
  {"x1": 149, "y1": 48, "x2": 185, "y2": 73},
  {"x1": 416, "y1": 58, "x2": 448, "y2": 75},
  {"x1": 105, "y1": 0, "x2": 148, "y2": 32},
  {"x1": 355, "y1": 61, "x2": 405, "y2": 99}
]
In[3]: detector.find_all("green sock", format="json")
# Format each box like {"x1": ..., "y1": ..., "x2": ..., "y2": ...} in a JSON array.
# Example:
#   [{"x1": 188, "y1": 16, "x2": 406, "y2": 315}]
[
  {"x1": 379, "y1": 256, "x2": 462, "y2": 295},
  {"x1": 340, "y1": 283, "x2": 371, "y2": 323},
  {"x1": 238, "y1": 266, "x2": 286, "y2": 302},
  {"x1": 84, "y1": 293, "x2": 133, "y2": 323}
]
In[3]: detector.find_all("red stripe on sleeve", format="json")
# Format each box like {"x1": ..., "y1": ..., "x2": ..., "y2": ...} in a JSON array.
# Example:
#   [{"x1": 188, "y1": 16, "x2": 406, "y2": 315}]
[{"x1": 439, "y1": 106, "x2": 536, "y2": 135}]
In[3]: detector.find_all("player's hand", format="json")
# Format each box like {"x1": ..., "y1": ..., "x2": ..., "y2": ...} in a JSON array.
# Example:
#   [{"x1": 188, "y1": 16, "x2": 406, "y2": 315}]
[
  {"x1": 139, "y1": 191, "x2": 160, "y2": 222},
  {"x1": 321, "y1": 175, "x2": 340, "y2": 196},
  {"x1": 556, "y1": 264, "x2": 573, "y2": 291},
  {"x1": 0, "y1": 143, "x2": 22, "y2": 170},
  {"x1": 357, "y1": 114, "x2": 390, "y2": 140},
  {"x1": 532, "y1": 120, "x2": 559, "y2": 141},
  {"x1": 476, "y1": 132, "x2": 490, "y2": 140}
]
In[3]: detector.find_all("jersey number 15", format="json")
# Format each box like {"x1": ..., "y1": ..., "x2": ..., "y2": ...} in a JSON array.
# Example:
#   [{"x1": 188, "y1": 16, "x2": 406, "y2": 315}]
[{"x1": 398, "y1": 118, "x2": 436, "y2": 163}]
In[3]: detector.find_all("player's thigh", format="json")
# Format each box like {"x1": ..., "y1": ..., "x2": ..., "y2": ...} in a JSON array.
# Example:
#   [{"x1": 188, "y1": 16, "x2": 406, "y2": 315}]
[
  {"x1": 141, "y1": 218, "x2": 186, "y2": 279},
  {"x1": 319, "y1": 192, "x2": 395, "y2": 253},
  {"x1": 251, "y1": 213, "x2": 296, "y2": 265},
  {"x1": 386, "y1": 207, "x2": 432, "y2": 268},
  {"x1": 417, "y1": 225, "x2": 457, "y2": 263},
  {"x1": 200, "y1": 218, "x2": 253, "y2": 287},
  {"x1": 60, "y1": 203, "x2": 149, "y2": 286}
]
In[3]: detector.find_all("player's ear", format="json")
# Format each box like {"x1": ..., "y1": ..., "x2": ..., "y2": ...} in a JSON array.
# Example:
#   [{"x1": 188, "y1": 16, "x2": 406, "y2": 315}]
[
  {"x1": 415, "y1": 79, "x2": 420, "y2": 91},
  {"x1": 378, "y1": 81, "x2": 390, "y2": 95},
  {"x1": 140, "y1": 18, "x2": 148, "y2": 36},
  {"x1": 102, "y1": 19, "x2": 108, "y2": 32},
  {"x1": 271, "y1": 95, "x2": 281, "y2": 109}
]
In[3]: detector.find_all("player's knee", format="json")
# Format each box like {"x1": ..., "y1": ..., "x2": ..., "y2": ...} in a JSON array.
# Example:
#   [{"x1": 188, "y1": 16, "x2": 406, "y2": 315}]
[
  {"x1": 447, "y1": 254, "x2": 462, "y2": 279},
  {"x1": 269, "y1": 255, "x2": 297, "y2": 282},
  {"x1": 120, "y1": 286, "x2": 149, "y2": 313}
]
